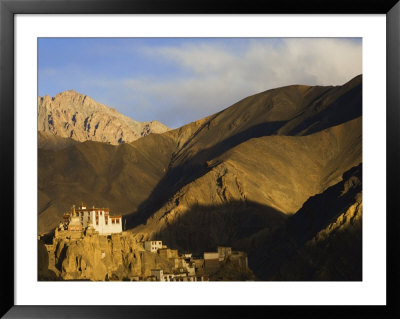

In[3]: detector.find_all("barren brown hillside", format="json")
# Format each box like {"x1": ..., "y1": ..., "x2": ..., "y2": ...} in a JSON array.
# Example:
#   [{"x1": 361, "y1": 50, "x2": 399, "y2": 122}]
[
  {"x1": 247, "y1": 164, "x2": 362, "y2": 281},
  {"x1": 130, "y1": 118, "x2": 361, "y2": 252},
  {"x1": 38, "y1": 133, "x2": 176, "y2": 233},
  {"x1": 38, "y1": 74, "x2": 362, "y2": 249}
]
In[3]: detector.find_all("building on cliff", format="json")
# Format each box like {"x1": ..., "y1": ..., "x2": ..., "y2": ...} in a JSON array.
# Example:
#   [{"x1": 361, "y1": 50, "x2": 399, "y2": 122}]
[
  {"x1": 150, "y1": 269, "x2": 202, "y2": 281},
  {"x1": 144, "y1": 240, "x2": 163, "y2": 252},
  {"x1": 61, "y1": 204, "x2": 122, "y2": 236},
  {"x1": 203, "y1": 246, "x2": 248, "y2": 274}
]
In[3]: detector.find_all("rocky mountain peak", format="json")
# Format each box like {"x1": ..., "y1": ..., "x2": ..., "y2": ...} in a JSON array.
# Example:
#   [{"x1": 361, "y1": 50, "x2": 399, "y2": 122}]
[{"x1": 38, "y1": 91, "x2": 170, "y2": 145}]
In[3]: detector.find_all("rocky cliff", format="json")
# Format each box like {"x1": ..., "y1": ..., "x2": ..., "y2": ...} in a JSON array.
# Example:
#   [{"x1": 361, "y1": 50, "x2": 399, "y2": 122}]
[
  {"x1": 38, "y1": 90, "x2": 170, "y2": 146},
  {"x1": 247, "y1": 164, "x2": 362, "y2": 281},
  {"x1": 39, "y1": 232, "x2": 179, "y2": 281}
]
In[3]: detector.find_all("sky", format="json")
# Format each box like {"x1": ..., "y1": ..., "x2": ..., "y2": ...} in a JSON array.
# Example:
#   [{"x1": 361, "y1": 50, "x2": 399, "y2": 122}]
[{"x1": 38, "y1": 38, "x2": 362, "y2": 129}]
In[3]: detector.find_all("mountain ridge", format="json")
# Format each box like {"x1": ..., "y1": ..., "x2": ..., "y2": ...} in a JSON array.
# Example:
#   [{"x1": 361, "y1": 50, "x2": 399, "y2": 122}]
[
  {"x1": 38, "y1": 90, "x2": 170, "y2": 146},
  {"x1": 38, "y1": 75, "x2": 362, "y2": 262},
  {"x1": 124, "y1": 75, "x2": 362, "y2": 231}
]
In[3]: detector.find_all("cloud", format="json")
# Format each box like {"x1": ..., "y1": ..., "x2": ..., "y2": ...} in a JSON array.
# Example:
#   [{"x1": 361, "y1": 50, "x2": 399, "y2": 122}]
[
  {"x1": 39, "y1": 38, "x2": 362, "y2": 129},
  {"x1": 120, "y1": 38, "x2": 362, "y2": 127}
]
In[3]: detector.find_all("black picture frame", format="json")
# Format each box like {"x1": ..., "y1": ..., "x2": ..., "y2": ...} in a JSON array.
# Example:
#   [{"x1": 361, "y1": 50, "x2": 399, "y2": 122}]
[{"x1": 1, "y1": 0, "x2": 399, "y2": 318}]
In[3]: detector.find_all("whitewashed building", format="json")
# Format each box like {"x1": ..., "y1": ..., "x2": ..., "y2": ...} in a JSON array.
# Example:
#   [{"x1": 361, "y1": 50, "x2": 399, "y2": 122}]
[
  {"x1": 144, "y1": 240, "x2": 163, "y2": 252},
  {"x1": 150, "y1": 269, "x2": 197, "y2": 282},
  {"x1": 151, "y1": 269, "x2": 164, "y2": 281},
  {"x1": 63, "y1": 204, "x2": 122, "y2": 235}
]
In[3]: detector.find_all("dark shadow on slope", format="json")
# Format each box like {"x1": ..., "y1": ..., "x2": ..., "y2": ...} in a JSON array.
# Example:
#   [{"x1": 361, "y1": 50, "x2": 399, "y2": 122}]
[
  {"x1": 248, "y1": 163, "x2": 362, "y2": 281},
  {"x1": 38, "y1": 240, "x2": 59, "y2": 281},
  {"x1": 287, "y1": 163, "x2": 362, "y2": 243},
  {"x1": 149, "y1": 200, "x2": 288, "y2": 255},
  {"x1": 125, "y1": 121, "x2": 286, "y2": 228},
  {"x1": 126, "y1": 77, "x2": 362, "y2": 229},
  {"x1": 275, "y1": 219, "x2": 362, "y2": 281},
  {"x1": 286, "y1": 78, "x2": 362, "y2": 136}
]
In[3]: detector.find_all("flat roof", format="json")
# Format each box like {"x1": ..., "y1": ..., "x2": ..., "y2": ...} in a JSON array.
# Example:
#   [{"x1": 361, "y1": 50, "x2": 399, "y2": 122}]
[{"x1": 76, "y1": 208, "x2": 110, "y2": 212}]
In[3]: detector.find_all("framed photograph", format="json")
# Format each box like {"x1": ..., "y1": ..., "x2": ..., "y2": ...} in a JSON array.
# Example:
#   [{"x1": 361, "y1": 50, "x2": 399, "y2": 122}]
[{"x1": 1, "y1": 0, "x2": 399, "y2": 317}]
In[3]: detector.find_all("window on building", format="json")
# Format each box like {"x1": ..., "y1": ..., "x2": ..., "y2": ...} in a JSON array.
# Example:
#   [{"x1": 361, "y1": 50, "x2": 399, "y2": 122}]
[
  {"x1": 100, "y1": 212, "x2": 102, "y2": 216},
  {"x1": 105, "y1": 220, "x2": 108, "y2": 225},
  {"x1": 112, "y1": 219, "x2": 115, "y2": 224},
  {"x1": 116, "y1": 219, "x2": 120, "y2": 224},
  {"x1": 96, "y1": 221, "x2": 99, "y2": 225}
]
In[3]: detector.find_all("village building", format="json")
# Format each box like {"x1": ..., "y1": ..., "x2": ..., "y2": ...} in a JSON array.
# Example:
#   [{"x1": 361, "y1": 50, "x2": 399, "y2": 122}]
[
  {"x1": 143, "y1": 245, "x2": 247, "y2": 281},
  {"x1": 192, "y1": 258, "x2": 205, "y2": 273},
  {"x1": 217, "y1": 247, "x2": 232, "y2": 261},
  {"x1": 150, "y1": 268, "x2": 203, "y2": 282},
  {"x1": 202, "y1": 246, "x2": 249, "y2": 274},
  {"x1": 144, "y1": 240, "x2": 163, "y2": 252},
  {"x1": 151, "y1": 269, "x2": 164, "y2": 281},
  {"x1": 203, "y1": 252, "x2": 221, "y2": 274},
  {"x1": 49, "y1": 205, "x2": 248, "y2": 281},
  {"x1": 158, "y1": 247, "x2": 179, "y2": 259},
  {"x1": 229, "y1": 251, "x2": 249, "y2": 272}
]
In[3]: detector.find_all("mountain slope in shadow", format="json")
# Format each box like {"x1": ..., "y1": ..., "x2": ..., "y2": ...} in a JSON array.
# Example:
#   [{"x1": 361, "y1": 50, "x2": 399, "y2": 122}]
[
  {"x1": 38, "y1": 75, "x2": 362, "y2": 241},
  {"x1": 152, "y1": 200, "x2": 287, "y2": 254},
  {"x1": 128, "y1": 75, "x2": 362, "y2": 225},
  {"x1": 128, "y1": 117, "x2": 361, "y2": 239},
  {"x1": 38, "y1": 132, "x2": 177, "y2": 233},
  {"x1": 246, "y1": 164, "x2": 362, "y2": 281}
]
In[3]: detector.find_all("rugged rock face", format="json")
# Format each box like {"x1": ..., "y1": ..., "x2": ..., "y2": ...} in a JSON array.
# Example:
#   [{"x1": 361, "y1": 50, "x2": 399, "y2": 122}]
[
  {"x1": 247, "y1": 164, "x2": 362, "y2": 281},
  {"x1": 39, "y1": 232, "x2": 179, "y2": 281},
  {"x1": 39, "y1": 231, "x2": 254, "y2": 281},
  {"x1": 38, "y1": 90, "x2": 170, "y2": 145}
]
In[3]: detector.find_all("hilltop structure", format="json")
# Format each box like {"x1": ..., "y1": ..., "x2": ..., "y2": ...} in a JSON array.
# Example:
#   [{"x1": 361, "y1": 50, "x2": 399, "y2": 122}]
[
  {"x1": 59, "y1": 204, "x2": 122, "y2": 238},
  {"x1": 144, "y1": 240, "x2": 164, "y2": 252},
  {"x1": 40, "y1": 204, "x2": 254, "y2": 281}
]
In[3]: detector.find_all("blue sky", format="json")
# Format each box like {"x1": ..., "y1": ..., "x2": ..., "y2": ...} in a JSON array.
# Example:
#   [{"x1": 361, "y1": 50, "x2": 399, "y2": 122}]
[{"x1": 38, "y1": 38, "x2": 362, "y2": 128}]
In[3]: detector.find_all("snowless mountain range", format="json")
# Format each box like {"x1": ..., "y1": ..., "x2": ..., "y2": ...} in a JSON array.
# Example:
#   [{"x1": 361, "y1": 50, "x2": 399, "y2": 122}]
[{"x1": 38, "y1": 75, "x2": 362, "y2": 280}]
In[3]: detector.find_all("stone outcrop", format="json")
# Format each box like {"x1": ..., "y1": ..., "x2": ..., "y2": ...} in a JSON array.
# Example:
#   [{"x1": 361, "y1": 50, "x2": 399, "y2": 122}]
[
  {"x1": 40, "y1": 232, "x2": 190, "y2": 281},
  {"x1": 247, "y1": 164, "x2": 362, "y2": 281},
  {"x1": 38, "y1": 90, "x2": 170, "y2": 145},
  {"x1": 43, "y1": 232, "x2": 144, "y2": 281}
]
